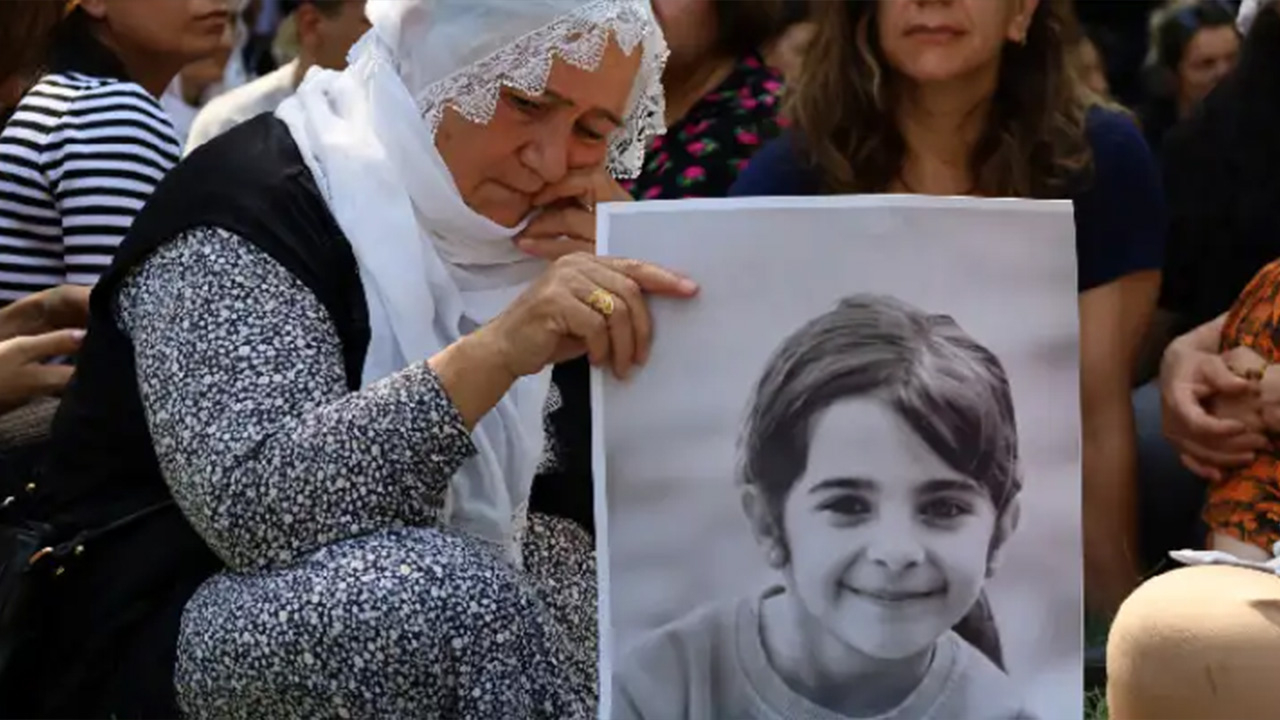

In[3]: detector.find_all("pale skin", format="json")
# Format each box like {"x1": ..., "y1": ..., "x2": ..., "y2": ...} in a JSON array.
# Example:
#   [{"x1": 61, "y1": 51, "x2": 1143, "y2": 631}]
[
  {"x1": 291, "y1": 0, "x2": 371, "y2": 84},
  {"x1": 874, "y1": 0, "x2": 1157, "y2": 615},
  {"x1": 427, "y1": 39, "x2": 698, "y2": 428},
  {"x1": 0, "y1": 285, "x2": 91, "y2": 413},
  {"x1": 76, "y1": 0, "x2": 233, "y2": 97}
]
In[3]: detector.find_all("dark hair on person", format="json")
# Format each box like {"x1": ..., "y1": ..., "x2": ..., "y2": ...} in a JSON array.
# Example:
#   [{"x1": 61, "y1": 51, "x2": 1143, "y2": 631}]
[
  {"x1": 737, "y1": 293, "x2": 1022, "y2": 670},
  {"x1": 787, "y1": 0, "x2": 1094, "y2": 199},
  {"x1": 711, "y1": 0, "x2": 788, "y2": 59},
  {"x1": 738, "y1": 294, "x2": 1022, "y2": 525},
  {"x1": 0, "y1": 0, "x2": 64, "y2": 83},
  {"x1": 1154, "y1": 0, "x2": 1238, "y2": 72},
  {"x1": 281, "y1": 0, "x2": 348, "y2": 19}
]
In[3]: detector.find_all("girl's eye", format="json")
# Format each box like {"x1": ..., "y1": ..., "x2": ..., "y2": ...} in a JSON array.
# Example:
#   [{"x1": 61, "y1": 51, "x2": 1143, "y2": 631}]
[
  {"x1": 817, "y1": 495, "x2": 872, "y2": 517},
  {"x1": 920, "y1": 497, "x2": 973, "y2": 521}
]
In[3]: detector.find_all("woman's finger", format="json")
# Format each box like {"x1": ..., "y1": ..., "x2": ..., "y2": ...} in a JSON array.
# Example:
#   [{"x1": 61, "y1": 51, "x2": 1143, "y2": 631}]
[
  {"x1": 1200, "y1": 355, "x2": 1256, "y2": 394},
  {"x1": 516, "y1": 237, "x2": 595, "y2": 261},
  {"x1": 24, "y1": 363, "x2": 75, "y2": 396},
  {"x1": 531, "y1": 169, "x2": 596, "y2": 208},
  {"x1": 9, "y1": 328, "x2": 85, "y2": 361},
  {"x1": 598, "y1": 257, "x2": 699, "y2": 297},
  {"x1": 1179, "y1": 452, "x2": 1223, "y2": 481},
  {"x1": 519, "y1": 204, "x2": 595, "y2": 242},
  {"x1": 1164, "y1": 383, "x2": 1248, "y2": 437},
  {"x1": 1173, "y1": 435, "x2": 1259, "y2": 468},
  {"x1": 577, "y1": 263, "x2": 647, "y2": 376},
  {"x1": 553, "y1": 284, "x2": 612, "y2": 368}
]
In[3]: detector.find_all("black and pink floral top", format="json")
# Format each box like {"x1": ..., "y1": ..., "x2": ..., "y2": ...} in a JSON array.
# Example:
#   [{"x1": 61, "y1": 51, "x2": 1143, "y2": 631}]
[{"x1": 620, "y1": 52, "x2": 785, "y2": 201}]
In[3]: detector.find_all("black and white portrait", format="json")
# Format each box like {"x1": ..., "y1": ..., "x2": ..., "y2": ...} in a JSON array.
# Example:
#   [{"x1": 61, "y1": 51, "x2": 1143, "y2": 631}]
[{"x1": 593, "y1": 196, "x2": 1081, "y2": 720}]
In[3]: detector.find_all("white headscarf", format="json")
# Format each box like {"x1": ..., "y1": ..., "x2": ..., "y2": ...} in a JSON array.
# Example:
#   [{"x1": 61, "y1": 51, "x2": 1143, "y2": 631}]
[
  {"x1": 274, "y1": 0, "x2": 667, "y2": 564},
  {"x1": 1238, "y1": 0, "x2": 1270, "y2": 34}
]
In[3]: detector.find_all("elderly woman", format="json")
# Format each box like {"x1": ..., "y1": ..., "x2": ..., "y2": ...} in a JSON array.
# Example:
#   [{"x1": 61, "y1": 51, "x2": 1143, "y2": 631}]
[{"x1": 5, "y1": 1, "x2": 690, "y2": 718}]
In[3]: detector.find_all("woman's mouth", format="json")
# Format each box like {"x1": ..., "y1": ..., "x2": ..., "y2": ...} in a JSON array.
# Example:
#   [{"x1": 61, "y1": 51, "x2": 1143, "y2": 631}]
[{"x1": 905, "y1": 25, "x2": 965, "y2": 42}]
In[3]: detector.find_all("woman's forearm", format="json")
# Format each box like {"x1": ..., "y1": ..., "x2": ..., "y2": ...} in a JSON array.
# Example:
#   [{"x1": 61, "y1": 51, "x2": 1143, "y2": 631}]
[
  {"x1": 429, "y1": 332, "x2": 519, "y2": 430},
  {"x1": 1082, "y1": 403, "x2": 1142, "y2": 617}
]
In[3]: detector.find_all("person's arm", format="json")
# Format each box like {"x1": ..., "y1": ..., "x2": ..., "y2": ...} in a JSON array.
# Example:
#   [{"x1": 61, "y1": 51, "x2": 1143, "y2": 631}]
[
  {"x1": 116, "y1": 226, "x2": 510, "y2": 573},
  {"x1": 1073, "y1": 111, "x2": 1166, "y2": 615},
  {"x1": 1080, "y1": 272, "x2": 1158, "y2": 615},
  {"x1": 48, "y1": 82, "x2": 181, "y2": 287}
]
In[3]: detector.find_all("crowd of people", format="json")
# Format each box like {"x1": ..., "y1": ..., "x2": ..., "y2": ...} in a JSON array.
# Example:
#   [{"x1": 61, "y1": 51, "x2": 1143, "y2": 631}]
[{"x1": 0, "y1": 0, "x2": 1276, "y2": 717}]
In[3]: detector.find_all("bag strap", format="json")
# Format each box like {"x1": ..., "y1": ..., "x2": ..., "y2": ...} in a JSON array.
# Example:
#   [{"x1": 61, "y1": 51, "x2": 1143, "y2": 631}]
[{"x1": 26, "y1": 498, "x2": 175, "y2": 568}]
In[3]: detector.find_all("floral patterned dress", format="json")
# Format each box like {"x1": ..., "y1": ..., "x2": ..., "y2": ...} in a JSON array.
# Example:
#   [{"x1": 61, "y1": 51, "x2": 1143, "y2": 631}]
[{"x1": 620, "y1": 52, "x2": 784, "y2": 201}]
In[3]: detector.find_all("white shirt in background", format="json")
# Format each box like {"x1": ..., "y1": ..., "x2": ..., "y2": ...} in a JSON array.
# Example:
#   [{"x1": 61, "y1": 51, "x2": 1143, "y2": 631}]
[{"x1": 184, "y1": 60, "x2": 298, "y2": 155}]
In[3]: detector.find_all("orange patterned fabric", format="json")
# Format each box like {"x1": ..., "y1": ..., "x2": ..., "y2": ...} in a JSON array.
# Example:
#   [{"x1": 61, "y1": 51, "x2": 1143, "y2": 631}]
[{"x1": 1208, "y1": 259, "x2": 1280, "y2": 552}]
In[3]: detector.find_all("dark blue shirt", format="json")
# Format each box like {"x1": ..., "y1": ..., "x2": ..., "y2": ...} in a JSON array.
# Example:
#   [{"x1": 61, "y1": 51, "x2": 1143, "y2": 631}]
[{"x1": 729, "y1": 108, "x2": 1166, "y2": 293}]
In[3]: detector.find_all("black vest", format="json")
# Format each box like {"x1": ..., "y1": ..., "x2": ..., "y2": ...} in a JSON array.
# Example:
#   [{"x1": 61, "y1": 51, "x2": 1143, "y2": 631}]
[{"x1": 11, "y1": 115, "x2": 369, "y2": 718}]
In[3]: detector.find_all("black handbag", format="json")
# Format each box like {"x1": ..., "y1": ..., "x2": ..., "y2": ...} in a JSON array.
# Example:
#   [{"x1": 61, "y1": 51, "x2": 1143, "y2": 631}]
[{"x1": 0, "y1": 476, "x2": 173, "y2": 694}]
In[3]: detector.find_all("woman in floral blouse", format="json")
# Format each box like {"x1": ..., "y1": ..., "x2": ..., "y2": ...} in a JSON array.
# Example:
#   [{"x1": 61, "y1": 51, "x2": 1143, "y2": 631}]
[{"x1": 624, "y1": 0, "x2": 789, "y2": 200}]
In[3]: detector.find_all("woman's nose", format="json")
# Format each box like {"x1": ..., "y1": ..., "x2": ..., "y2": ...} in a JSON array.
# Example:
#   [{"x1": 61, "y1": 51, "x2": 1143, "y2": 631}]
[{"x1": 519, "y1": 130, "x2": 570, "y2": 186}]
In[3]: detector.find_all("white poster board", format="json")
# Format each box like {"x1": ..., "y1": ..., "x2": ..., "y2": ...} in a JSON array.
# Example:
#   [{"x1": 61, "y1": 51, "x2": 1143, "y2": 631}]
[{"x1": 593, "y1": 196, "x2": 1081, "y2": 720}]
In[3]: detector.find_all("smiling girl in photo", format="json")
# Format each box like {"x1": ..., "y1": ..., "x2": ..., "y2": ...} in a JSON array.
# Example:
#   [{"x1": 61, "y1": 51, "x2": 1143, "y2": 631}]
[{"x1": 612, "y1": 294, "x2": 1031, "y2": 720}]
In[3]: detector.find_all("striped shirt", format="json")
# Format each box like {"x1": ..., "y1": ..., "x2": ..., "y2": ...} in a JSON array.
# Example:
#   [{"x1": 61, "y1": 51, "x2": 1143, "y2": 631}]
[{"x1": 0, "y1": 72, "x2": 180, "y2": 305}]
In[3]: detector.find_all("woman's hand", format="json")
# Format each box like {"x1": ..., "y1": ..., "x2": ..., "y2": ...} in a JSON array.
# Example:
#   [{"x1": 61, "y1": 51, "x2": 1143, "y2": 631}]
[
  {"x1": 480, "y1": 252, "x2": 696, "y2": 380},
  {"x1": 0, "y1": 284, "x2": 91, "y2": 342},
  {"x1": 515, "y1": 167, "x2": 633, "y2": 261},
  {"x1": 0, "y1": 329, "x2": 85, "y2": 412},
  {"x1": 1160, "y1": 325, "x2": 1269, "y2": 480}
]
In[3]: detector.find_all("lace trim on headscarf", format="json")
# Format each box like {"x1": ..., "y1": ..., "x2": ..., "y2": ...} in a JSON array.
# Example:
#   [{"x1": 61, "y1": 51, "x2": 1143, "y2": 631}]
[{"x1": 350, "y1": 0, "x2": 667, "y2": 179}]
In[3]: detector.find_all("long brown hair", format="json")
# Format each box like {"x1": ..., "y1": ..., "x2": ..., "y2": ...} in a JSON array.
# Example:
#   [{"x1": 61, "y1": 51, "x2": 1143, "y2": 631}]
[
  {"x1": 0, "y1": 0, "x2": 64, "y2": 83},
  {"x1": 787, "y1": 0, "x2": 1094, "y2": 199}
]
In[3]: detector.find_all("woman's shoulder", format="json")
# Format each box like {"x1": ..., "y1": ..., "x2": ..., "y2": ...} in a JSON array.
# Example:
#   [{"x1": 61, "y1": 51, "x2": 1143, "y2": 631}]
[
  {"x1": 1072, "y1": 105, "x2": 1166, "y2": 291},
  {"x1": 9, "y1": 72, "x2": 176, "y2": 147},
  {"x1": 1082, "y1": 105, "x2": 1149, "y2": 166}
]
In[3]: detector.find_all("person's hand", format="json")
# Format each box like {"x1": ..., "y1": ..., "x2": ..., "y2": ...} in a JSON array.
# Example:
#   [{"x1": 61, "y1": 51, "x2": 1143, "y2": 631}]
[
  {"x1": 476, "y1": 252, "x2": 697, "y2": 380},
  {"x1": 0, "y1": 329, "x2": 85, "y2": 412},
  {"x1": 1160, "y1": 335, "x2": 1269, "y2": 480},
  {"x1": 0, "y1": 284, "x2": 91, "y2": 341},
  {"x1": 515, "y1": 167, "x2": 633, "y2": 261}
]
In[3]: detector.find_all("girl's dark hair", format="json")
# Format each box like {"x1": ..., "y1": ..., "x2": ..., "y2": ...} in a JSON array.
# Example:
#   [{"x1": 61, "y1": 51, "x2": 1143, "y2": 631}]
[
  {"x1": 711, "y1": 0, "x2": 788, "y2": 60},
  {"x1": 1154, "y1": 1, "x2": 1238, "y2": 72},
  {"x1": 739, "y1": 293, "x2": 1022, "y2": 669},
  {"x1": 0, "y1": 0, "x2": 64, "y2": 83},
  {"x1": 740, "y1": 293, "x2": 1021, "y2": 522},
  {"x1": 787, "y1": 0, "x2": 1094, "y2": 199}
]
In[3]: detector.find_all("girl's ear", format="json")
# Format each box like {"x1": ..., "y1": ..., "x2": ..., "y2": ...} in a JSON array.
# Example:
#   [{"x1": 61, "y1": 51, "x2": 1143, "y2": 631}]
[
  {"x1": 741, "y1": 486, "x2": 788, "y2": 568},
  {"x1": 986, "y1": 498, "x2": 1022, "y2": 578}
]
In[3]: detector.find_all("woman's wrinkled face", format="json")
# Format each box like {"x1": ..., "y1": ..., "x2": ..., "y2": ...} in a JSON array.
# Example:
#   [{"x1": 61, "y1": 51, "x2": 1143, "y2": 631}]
[
  {"x1": 877, "y1": 0, "x2": 1036, "y2": 85},
  {"x1": 85, "y1": 0, "x2": 231, "y2": 63},
  {"x1": 434, "y1": 38, "x2": 642, "y2": 228},
  {"x1": 1178, "y1": 25, "x2": 1238, "y2": 112},
  {"x1": 771, "y1": 397, "x2": 1003, "y2": 660}
]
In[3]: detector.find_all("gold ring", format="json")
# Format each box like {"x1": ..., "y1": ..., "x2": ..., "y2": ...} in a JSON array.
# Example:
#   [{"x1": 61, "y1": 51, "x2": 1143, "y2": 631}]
[{"x1": 585, "y1": 288, "x2": 615, "y2": 317}]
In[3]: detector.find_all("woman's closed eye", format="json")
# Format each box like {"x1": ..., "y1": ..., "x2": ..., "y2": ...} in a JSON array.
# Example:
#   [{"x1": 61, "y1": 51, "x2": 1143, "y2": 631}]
[{"x1": 504, "y1": 92, "x2": 547, "y2": 116}]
